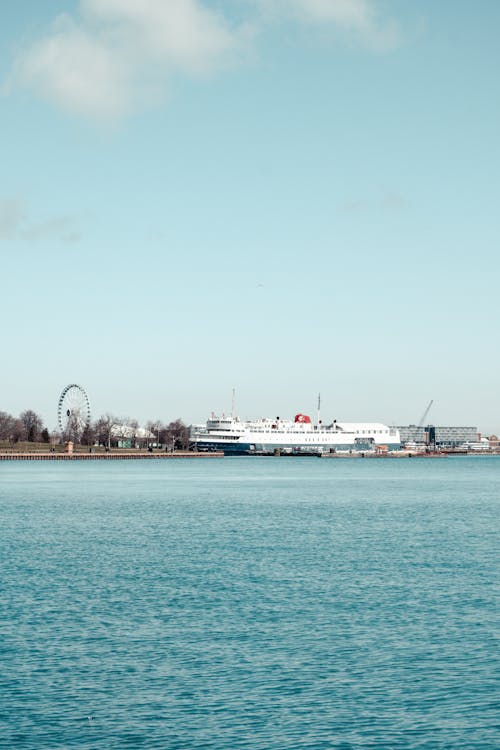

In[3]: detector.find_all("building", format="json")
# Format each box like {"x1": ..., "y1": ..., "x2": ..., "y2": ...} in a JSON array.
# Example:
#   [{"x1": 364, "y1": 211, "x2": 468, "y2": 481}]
[
  {"x1": 110, "y1": 424, "x2": 155, "y2": 449},
  {"x1": 397, "y1": 425, "x2": 478, "y2": 448}
]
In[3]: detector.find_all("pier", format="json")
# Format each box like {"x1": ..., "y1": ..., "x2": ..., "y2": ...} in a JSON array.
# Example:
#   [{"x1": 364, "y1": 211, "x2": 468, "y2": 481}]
[
  {"x1": 0, "y1": 451, "x2": 223, "y2": 461},
  {"x1": 320, "y1": 452, "x2": 447, "y2": 458}
]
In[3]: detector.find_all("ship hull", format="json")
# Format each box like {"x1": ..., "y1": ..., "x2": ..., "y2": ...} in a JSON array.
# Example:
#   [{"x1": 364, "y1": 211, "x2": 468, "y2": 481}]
[{"x1": 193, "y1": 440, "x2": 401, "y2": 455}]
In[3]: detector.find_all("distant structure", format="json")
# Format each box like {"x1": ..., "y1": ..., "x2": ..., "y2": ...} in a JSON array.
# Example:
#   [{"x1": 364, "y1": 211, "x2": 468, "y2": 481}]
[
  {"x1": 109, "y1": 424, "x2": 155, "y2": 449},
  {"x1": 57, "y1": 384, "x2": 91, "y2": 441},
  {"x1": 401, "y1": 399, "x2": 434, "y2": 443},
  {"x1": 397, "y1": 425, "x2": 478, "y2": 448}
]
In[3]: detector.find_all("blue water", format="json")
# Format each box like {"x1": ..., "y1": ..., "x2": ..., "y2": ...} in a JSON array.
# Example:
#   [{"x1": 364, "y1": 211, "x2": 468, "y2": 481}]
[{"x1": 0, "y1": 457, "x2": 498, "y2": 749}]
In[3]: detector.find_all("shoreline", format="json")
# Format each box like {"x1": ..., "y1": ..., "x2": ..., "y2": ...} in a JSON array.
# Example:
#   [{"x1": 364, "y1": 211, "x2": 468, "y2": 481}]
[
  {"x1": 0, "y1": 451, "x2": 223, "y2": 461},
  {"x1": 0, "y1": 451, "x2": 498, "y2": 461}
]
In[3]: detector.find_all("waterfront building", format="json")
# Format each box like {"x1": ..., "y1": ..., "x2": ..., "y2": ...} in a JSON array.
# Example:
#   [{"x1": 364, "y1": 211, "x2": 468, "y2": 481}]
[
  {"x1": 109, "y1": 424, "x2": 155, "y2": 449},
  {"x1": 397, "y1": 425, "x2": 478, "y2": 447}
]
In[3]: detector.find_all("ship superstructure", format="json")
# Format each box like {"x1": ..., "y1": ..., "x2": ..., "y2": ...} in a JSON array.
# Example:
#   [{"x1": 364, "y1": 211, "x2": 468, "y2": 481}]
[{"x1": 190, "y1": 412, "x2": 400, "y2": 455}]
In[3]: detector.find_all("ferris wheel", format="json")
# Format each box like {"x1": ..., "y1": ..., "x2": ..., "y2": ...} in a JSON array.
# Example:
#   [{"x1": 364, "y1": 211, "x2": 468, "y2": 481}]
[{"x1": 58, "y1": 384, "x2": 91, "y2": 439}]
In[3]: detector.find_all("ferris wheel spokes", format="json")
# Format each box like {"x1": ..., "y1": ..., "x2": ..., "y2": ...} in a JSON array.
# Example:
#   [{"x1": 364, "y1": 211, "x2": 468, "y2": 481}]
[{"x1": 57, "y1": 383, "x2": 91, "y2": 441}]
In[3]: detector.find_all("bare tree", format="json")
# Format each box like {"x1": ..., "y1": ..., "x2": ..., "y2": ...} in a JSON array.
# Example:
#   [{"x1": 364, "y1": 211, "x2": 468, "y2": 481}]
[
  {"x1": 0, "y1": 411, "x2": 12, "y2": 440},
  {"x1": 165, "y1": 419, "x2": 189, "y2": 451},
  {"x1": 80, "y1": 422, "x2": 95, "y2": 446},
  {"x1": 94, "y1": 414, "x2": 117, "y2": 448},
  {"x1": 19, "y1": 409, "x2": 44, "y2": 442},
  {"x1": 0, "y1": 411, "x2": 20, "y2": 443},
  {"x1": 147, "y1": 420, "x2": 163, "y2": 446},
  {"x1": 158, "y1": 422, "x2": 169, "y2": 447},
  {"x1": 11, "y1": 419, "x2": 24, "y2": 443}
]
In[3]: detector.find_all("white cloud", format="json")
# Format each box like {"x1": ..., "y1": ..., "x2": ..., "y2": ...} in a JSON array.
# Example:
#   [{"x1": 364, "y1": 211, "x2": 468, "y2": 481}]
[
  {"x1": 0, "y1": 199, "x2": 26, "y2": 240},
  {"x1": 256, "y1": 0, "x2": 400, "y2": 50},
  {"x1": 9, "y1": 15, "x2": 133, "y2": 120},
  {"x1": 0, "y1": 198, "x2": 80, "y2": 243},
  {"x1": 5, "y1": 0, "x2": 400, "y2": 121},
  {"x1": 6, "y1": 0, "x2": 249, "y2": 121},
  {"x1": 81, "y1": 0, "x2": 241, "y2": 73}
]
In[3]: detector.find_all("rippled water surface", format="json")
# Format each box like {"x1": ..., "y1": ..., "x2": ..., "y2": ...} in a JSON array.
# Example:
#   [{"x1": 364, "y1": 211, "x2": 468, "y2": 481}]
[{"x1": 1, "y1": 457, "x2": 498, "y2": 749}]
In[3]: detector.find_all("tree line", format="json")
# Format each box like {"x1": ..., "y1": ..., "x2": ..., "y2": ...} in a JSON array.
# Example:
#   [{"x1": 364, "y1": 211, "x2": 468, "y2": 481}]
[
  {"x1": 0, "y1": 409, "x2": 190, "y2": 450},
  {"x1": 0, "y1": 410, "x2": 49, "y2": 443},
  {"x1": 91, "y1": 415, "x2": 190, "y2": 450}
]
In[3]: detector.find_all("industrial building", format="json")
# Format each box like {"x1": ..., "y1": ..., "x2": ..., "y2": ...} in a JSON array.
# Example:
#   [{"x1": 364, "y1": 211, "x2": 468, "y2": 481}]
[{"x1": 397, "y1": 425, "x2": 478, "y2": 448}]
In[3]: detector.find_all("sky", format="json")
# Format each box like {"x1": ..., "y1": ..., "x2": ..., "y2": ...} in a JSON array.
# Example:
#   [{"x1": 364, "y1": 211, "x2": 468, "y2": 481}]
[{"x1": 1, "y1": 0, "x2": 499, "y2": 433}]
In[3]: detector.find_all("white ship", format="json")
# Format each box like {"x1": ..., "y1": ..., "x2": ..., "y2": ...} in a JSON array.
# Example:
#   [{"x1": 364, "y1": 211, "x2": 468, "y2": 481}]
[{"x1": 190, "y1": 411, "x2": 400, "y2": 455}]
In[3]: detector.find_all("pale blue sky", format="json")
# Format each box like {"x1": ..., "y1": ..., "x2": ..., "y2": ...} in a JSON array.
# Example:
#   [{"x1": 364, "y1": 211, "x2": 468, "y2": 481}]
[{"x1": 1, "y1": 1, "x2": 499, "y2": 432}]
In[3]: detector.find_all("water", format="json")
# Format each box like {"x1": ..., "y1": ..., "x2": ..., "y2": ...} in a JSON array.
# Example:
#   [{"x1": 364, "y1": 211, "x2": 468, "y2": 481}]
[{"x1": 0, "y1": 457, "x2": 498, "y2": 749}]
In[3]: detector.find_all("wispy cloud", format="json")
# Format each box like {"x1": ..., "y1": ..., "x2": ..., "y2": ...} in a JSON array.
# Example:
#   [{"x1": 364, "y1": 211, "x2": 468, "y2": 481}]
[
  {"x1": 4, "y1": 0, "x2": 400, "y2": 121},
  {"x1": 0, "y1": 198, "x2": 80, "y2": 243},
  {"x1": 256, "y1": 0, "x2": 401, "y2": 50},
  {"x1": 0, "y1": 199, "x2": 26, "y2": 240}
]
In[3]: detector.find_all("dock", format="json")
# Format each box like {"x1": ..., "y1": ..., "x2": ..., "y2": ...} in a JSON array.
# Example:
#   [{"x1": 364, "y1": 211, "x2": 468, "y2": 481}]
[
  {"x1": 0, "y1": 451, "x2": 223, "y2": 461},
  {"x1": 320, "y1": 452, "x2": 447, "y2": 458}
]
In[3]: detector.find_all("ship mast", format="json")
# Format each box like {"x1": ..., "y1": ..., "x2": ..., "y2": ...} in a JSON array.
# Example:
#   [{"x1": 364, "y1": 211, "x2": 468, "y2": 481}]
[
  {"x1": 317, "y1": 393, "x2": 321, "y2": 429},
  {"x1": 231, "y1": 387, "x2": 235, "y2": 420}
]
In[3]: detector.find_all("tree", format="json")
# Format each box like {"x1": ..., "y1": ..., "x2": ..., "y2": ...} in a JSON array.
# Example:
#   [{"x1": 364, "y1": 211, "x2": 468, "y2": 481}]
[
  {"x1": 19, "y1": 409, "x2": 44, "y2": 442},
  {"x1": 0, "y1": 411, "x2": 19, "y2": 442},
  {"x1": 165, "y1": 419, "x2": 189, "y2": 451},
  {"x1": 94, "y1": 414, "x2": 117, "y2": 448},
  {"x1": 147, "y1": 420, "x2": 163, "y2": 446},
  {"x1": 80, "y1": 423, "x2": 95, "y2": 446},
  {"x1": 40, "y1": 428, "x2": 50, "y2": 443},
  {"x1": 11, "y1": 419, "x2": 24, "y2": 443}
]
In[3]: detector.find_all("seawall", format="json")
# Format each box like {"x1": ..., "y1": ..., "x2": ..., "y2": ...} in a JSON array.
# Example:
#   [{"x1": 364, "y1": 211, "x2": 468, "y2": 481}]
[{"x1": 0, "y1": 451, "x2": 223, "y2": 461}]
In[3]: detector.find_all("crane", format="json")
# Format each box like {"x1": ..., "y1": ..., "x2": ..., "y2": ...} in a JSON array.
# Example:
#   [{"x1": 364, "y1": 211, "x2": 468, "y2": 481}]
[
  {"x1": 418, "y1": 400, "x2": 434, "y2": 428},
  {"x1": 405, "y1": 400, "x2": 434, "y2": 447}
]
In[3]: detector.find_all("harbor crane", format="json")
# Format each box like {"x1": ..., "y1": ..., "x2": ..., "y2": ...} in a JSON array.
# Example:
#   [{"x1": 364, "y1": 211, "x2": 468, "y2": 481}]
[
  {"x1": 418, "y1": 399, "x2": 434, "y2": 428},
  {"x1": 405, "y1": 400, "x2": 435, "y2": 447}
]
